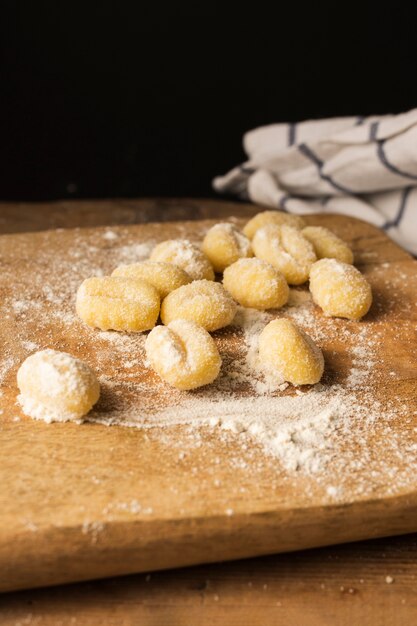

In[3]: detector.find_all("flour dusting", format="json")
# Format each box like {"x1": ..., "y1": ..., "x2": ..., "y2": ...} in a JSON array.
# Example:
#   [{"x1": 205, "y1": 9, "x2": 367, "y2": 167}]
[{"x1": 1, "y1": 222, "x2": 417, "y2": 502}]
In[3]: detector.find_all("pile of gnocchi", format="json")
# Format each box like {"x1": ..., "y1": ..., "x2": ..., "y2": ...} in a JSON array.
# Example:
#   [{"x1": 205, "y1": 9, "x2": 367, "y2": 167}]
[
  {"x1": 16, "y1": 210, "x2": 374, "y2": 422},
  {"x1": 74, "y1": 210, "x2": 372, "y2": 392}
]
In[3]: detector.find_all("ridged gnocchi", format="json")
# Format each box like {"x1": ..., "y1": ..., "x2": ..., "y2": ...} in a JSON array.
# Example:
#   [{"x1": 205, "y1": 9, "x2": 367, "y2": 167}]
[
  {"x1": 76, "y1": 276, "x2": 160, "y2": 332},
  {"x1": 258, "y1": 319, "x2": 324, "y2": 385},
  {"x1": 202, "y1": 223, "x2": 252, "y2": 272},
  {"x1": 112, "y1": 261, "x2": 191, "y2": 298},
  {"x1": 223, "y1": 258, "x2": 289, "y2": 310},
  {"x1": 145, "y1": 319, "x2": 222, "y2": 390},
  {"x1": 150, "y1": 239, "x2": 214, "y2": 281},
  {"x1": 243, "y1": 210, "x2": 306, "y2": 239},
  {"x1": 302, "y1": 226, "x2": 354, "y2": 264},
  {"x1": 252, "y1": 224, "x2": 316, "y2": 285},
  {"x1": 161, "y1": 279, "x2": 236, "y2": 331},
  {"x1": 309, "y1": 258, "x2": 372, "y2": 320}
]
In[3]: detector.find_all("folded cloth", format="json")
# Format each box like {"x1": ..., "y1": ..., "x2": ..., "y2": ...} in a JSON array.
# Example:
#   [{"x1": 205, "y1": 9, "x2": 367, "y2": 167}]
[{"x1": 213, "y1": 109, "x2": 417, "y2": 254}]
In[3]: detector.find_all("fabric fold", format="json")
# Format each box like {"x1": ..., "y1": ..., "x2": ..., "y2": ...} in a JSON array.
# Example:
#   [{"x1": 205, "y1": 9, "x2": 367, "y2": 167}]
[{"x1": 213, "y1": 108, "x2": 417, "y2": 253}]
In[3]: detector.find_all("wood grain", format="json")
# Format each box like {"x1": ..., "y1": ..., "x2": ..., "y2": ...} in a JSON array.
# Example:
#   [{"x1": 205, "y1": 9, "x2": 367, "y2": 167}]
[
  {"x1": 0, "y1": 197, "x2": 260, "y2": 234},
  {"x1": 1, "y1": 534, "x2": 416, "y2": 625},
  {"x1": 1, "y1": 199, "x2": 416, "y2": 600}
]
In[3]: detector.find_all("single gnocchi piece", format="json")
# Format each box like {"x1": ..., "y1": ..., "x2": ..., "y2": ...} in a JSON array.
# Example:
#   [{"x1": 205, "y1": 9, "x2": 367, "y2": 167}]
[
  {"x1": 202, "y1": 223, "x2": 252, "y2": 273},
  {"x1": 252, "y1": 224, "x2": 316, "y2": 285},
  {"x1": 150, "y1": 239, "x2": 214, "y2": 281},
  {"x1": 243, "y1": 210, "x2": 306, "y2": 239},
  {"x1": 17, "y1": 349, "x2": 100, "y2": 422},
  {"x1": 302, "y1": 226, "x2": 354, "y2": 264},
  {"x1": 223, "y1": 258, "x2": 289, "y2": 310},
  {"x1": 76, "y1": 276, "x2": 160, "y2": 332},
  {"x1": 258, "y1": 319, "x2": 324, "y2": 385},
  {"x1": 309, "y1": 258, "x2": 372, "y2": 320},
  {"x1": 145, "y1": 319, "x2": 222, "y2": 390},
  {"x1": 112, "y1": 261, "x2": 191, "y2": 298},
  {"x1": 161, "y1": 279, "x2": 236, "y2": 331}
]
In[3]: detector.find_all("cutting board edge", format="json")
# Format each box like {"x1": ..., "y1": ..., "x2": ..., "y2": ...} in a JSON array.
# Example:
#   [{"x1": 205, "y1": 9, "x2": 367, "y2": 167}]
[
  {"x1": 0, "y1": 211, "x2": 412, "y2": 260},
  {"x1": 1, "y1": 211, "x2": 416, "y2": 592},
  {"x1": 2, "y1": 490, "x2": 417, "y2": 592}
]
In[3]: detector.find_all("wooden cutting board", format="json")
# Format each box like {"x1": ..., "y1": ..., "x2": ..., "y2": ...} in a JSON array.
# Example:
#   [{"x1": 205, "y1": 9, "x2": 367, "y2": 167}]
[{"x1": 1, "y1": 213, "x2": 417, "y2": 593}]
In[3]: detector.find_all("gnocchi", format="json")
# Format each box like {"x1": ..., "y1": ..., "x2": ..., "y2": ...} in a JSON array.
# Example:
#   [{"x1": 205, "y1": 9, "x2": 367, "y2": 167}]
[
  {"x1": 76, "y1": 276, "x2": 160, "y2": 332},
  {"x1": 145, "y1": 318, "x2": 222, "y2": 390},
  {"x1": 150, "y1": 239, "x2": 214, "y2": 281},
  {"x1": 223, "y1": 258, "x2": 289, "y2": 310},
  {"x1": 161, "y1": 279, "x2": 236, "y2": 331},
  {"x1": 258, "y1": 319, "x2": 324, "y2": 385},
  {"x1": 243, "y1": 210, "x2": 306, "y2": 240},
  {"x1": 112, "y1": 261, "x2": 191, "y2": 298},
  {"x1": 252, "y1": 224, "x2": 316, "y2": 285},
  {"x1": 17, "y1": 349, "x2": 100, "y2": 422},
  {"x1": 202, "y1": 223, "x2": 252, "y2": 273},
  {"x1": 309, "y1": 258, "x2": 372, "y2": 320},
  {"x1": 302, "y1": 226, "x2": 354, "y2": 264}
]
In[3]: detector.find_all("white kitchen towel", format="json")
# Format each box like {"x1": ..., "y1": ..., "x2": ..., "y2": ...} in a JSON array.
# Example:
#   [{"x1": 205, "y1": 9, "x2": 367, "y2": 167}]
[{"x1": 213, "y1": 109, "x2": 417, "y2": 254}]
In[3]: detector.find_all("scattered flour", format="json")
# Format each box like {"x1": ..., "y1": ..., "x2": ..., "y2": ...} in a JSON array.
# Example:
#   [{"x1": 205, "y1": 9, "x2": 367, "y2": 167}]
[
  {"x1": 116, "y1": 241, "x2": 155, "y2": 263},
  {"x1": 102, "y1": 500, "x2": 153, "y2": 516},
  {"x1": 22, "y1": 340, "x2": 39, "y2": 352},
  {"x1": 102, "y1": 230, "x2": 119, "y2": 241},
  {"x1": 81, "y1": 520, "x2": 105, "y2": 544},
  {"x1": 326, "y1": 485, "x2": 340, "y2": 498},
  {"x1": 1, "y1": 223, "x2": 416, "y2": 501},
  {"x1": 0, "y1": 356, "x2": 17, "y2": 386},
  {"x1": 346, "y1": 332, "x2": 376, "y2": 388}
]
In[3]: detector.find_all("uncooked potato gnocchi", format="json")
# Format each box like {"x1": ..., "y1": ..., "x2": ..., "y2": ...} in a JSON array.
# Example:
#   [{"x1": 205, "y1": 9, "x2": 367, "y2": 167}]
[
  {"x1": 150, "y1": 239, "x2": 214, "y2": 281},
  {"x1": 223, "y1": 258, "x2": 289, "y2": 310},
  {"x1": 76, "y1": 276, "x2": 160, "y2": 332},
  {"x1": 252, "y1": 224, "x2": 316, "y2": 285},
  {"x1": 258, "y1": 319, "x2": 324, "y2": 385},
  {"x1": 243, "y1": 210, "x2": 306, "y2": 240},
  {"x1": 160, "y1": 279, "x2": 236, "y2": 331},
  {"x1": 17, "y1": 349, "x2": 100, "y2": 422},
  {"x1": 202, "y1": 223, "x2": 252, "y2": 272},
  {"x1": 309, "y1": 258, "x2": 372, "y2": 320},
  {"x1": 112, "y1": 261, "x2": 191, "y2": 298},
  {"x1": 145, "y1": 319, "x2": 222, "y2": 390},
  {"x1": 302, "y1": 226, "x2": 354, "y2": 264}
]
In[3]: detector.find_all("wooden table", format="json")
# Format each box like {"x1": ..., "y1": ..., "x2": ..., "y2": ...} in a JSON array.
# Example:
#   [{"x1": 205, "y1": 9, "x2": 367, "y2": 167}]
[{"x1": 1, "y1": 198, "x2": 416, "y2": 626}]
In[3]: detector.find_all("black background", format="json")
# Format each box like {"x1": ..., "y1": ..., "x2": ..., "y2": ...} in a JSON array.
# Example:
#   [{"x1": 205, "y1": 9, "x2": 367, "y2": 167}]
[{"x1": 1, "y1": 2, "x2": 415, "y2": 201}]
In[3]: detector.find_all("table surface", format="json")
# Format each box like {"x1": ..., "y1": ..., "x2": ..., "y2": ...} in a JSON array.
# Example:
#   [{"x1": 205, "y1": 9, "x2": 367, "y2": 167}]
[{"x1": 1, "y1": 198, "x2": 416, "y2": 626}]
